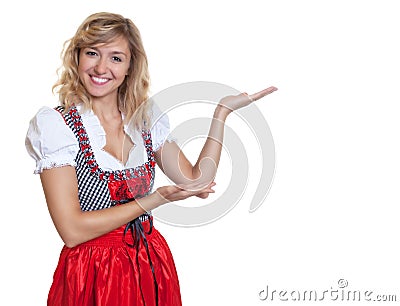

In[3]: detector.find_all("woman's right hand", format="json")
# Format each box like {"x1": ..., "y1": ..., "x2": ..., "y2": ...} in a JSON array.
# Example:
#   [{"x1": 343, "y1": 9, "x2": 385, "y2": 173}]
[
  {"x1": 40, "y1": 166, "x2": 214, "y2": 247},
  {"x1": 154, "y1": 181, "x2": 216, "y2": 204}
]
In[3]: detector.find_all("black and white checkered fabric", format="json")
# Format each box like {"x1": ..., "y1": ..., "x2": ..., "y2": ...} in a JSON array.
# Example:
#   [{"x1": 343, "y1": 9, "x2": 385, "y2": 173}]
[
  {"x1": 75, "y1": 151, "x2": 112, "y2": 211},
  {"x1": 55, "y1": 106, "x2": 112, "y2": 211},
  {"x1": 55, "y1": 106, "x2": 154, "y2": 220}
]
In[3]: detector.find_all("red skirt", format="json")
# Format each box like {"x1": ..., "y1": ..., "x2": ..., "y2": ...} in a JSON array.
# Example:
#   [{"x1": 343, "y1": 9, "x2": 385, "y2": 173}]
[{"x1": 48, "y1": 220, "x2": 182, "y2": 306}]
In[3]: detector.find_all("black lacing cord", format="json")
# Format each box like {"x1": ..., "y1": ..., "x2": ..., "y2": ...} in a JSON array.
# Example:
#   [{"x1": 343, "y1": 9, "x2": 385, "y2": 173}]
[{"x1": 123, "y1": 214, "x2": 158, "y2": 306}]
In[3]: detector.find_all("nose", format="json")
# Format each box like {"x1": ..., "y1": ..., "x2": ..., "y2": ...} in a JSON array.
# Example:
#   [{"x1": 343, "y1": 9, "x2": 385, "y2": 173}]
[{"x1": 94, "y1": 57, "x2": 107, "y2": 75}]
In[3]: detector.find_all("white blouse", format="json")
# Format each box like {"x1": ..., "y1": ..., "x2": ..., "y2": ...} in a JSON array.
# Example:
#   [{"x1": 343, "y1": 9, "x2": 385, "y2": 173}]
[{"x1": 25, "y1": 102, "x2": 173, "y2": 174}]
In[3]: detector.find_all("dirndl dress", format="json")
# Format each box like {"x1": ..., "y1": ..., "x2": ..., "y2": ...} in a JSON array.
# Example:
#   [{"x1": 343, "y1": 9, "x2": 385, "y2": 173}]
[{"x1": 47, "y1": 106, "x2": 182, "y2": 306}]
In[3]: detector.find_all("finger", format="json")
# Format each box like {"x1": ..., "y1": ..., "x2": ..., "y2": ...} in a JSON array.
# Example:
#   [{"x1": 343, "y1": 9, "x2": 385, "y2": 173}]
[
  {"x1": 208, "y1": 181, "x2": 217, "y2": 188},
  {"x1": 248, "y1": 86, "x2": 278, "y2": 102},
  {"x1": 175, "y1": 186, "x2": 214, "y2": 199},
  {"x1": 194, "y1": 183, "x2": 216, "y2": 195},
  {"x1": 200, "y1": 186, "x2": 215, "y2": 193},
  {"x1": 177, "y1": 181, "x2": 216, "y2": 192},
  {"x1": 200, "y1": 182, "x2": 216, "y2": 193},
  {"x1": 196, "y1": 193, "x2": 210, "y2": 199},
  {"x1": 241, "y1": 92, "x2": 254, "y2": 103}
]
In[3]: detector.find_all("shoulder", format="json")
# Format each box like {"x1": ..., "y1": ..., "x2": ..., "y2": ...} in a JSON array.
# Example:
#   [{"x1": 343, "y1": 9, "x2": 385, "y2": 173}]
[
  {"x1": 25, "y1": 106, "x2": 78, "y2": 173},
  {"x1": 29, "y1": 106, "x2": 66, "y2": 127},
  {"x1": 149, "y1": 101, "x2": 166, "y2": 120},
  {"x1": 27, "y1": 106, "x2": 75, "y2": 143},
  {"x1": 148, "y1": 102, "x2": 175, "y2": 151},
  {"x1": 148, "y1": 101, "x2": 170, "y2": 130}
]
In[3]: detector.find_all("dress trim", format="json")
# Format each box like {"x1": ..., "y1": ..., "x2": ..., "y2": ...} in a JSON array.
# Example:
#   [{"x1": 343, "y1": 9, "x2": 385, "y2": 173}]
[{"x1": 55, "y1": 106, "x2": 156, "y2": 182}]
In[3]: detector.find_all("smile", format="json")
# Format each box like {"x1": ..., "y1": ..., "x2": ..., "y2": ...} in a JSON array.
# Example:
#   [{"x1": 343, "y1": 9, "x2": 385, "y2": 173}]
[{"x1": 91, "y1": 76, "x2": 110, "y2": 85}]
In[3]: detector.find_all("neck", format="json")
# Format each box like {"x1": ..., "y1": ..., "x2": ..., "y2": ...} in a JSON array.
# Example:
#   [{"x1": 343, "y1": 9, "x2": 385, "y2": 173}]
[{"x1": 92, "y1": 97, "x2": 121, "y2": 123}]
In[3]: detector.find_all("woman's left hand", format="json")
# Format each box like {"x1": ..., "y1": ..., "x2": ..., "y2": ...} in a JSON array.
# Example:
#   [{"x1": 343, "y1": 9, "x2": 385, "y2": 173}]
[{"x1": 218, "y1": 86, "x2": 278, "y2": 114}]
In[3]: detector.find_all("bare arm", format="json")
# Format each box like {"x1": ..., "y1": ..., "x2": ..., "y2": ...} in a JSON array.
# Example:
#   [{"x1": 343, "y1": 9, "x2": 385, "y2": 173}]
[
  {"x1": 155, "y1": 86, "x2": 278, "y2": 190},
  {"x1": 155, "y1": 106, "x2": 226, "y2": 187},
  {"x1": 40, "y1": 166, "x2": 215, "y2": 248}
]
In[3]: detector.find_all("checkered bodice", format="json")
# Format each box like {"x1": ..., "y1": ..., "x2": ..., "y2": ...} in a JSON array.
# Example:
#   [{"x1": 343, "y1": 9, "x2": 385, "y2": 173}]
[{"x1": 55, "y1": 106, "x2": 156, "y2": 212}]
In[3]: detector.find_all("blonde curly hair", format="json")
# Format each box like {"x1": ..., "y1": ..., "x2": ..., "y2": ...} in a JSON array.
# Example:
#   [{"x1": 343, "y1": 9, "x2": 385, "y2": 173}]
[{"x1": 53, "y1": 12, "x2": 151, "y2": 128}]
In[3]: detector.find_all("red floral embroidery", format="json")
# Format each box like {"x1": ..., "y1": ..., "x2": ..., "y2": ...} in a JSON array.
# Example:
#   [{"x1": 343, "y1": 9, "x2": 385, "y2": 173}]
[
  {"x1": 108, "y1": 176, "x2": 151, "y2": 201},
  {"x1": 56, "y1": 106, "x2": 157, "y2": 204}
]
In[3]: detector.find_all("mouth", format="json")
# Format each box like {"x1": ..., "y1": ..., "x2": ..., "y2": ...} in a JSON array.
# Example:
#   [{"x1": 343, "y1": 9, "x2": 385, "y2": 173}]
[{"x1": 90, "y1": 75, "x2": 110, "y2": 85}]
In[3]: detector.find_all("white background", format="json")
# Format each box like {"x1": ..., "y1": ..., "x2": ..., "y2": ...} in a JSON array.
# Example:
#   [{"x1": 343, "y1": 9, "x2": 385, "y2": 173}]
[{"x1": 1, "y1": 0, "x2": 399, "y2": 305}]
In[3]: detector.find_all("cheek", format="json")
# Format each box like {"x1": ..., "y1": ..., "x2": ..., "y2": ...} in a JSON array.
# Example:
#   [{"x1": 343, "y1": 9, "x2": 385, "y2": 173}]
[
  {"x1": 77, "y1": 65, "x2": 84, "y2": 79},
  {"x1": 78, "y1": 57, "x2": 90, "y2": 72},
  {"x1": 121, "y1": 62, "x2": 131, "y2": 77},
  {"x1": 116, "y1": 66, "x2": 130, "y2": 79},
  {"x1": 77, "y1": 66, "x2": 88, "y2": 85},
  {"x1": 77, "y1": 57, "x2": 87, "y2": 78}
]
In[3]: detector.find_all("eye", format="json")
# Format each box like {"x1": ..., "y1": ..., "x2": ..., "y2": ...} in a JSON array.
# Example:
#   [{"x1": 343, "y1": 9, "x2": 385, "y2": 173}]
[
  {"x1": 85, "y1": 50, "x2": 98, "y2": 56},
  {"x1": 112, "y1": 56, "x2": 122, "y2": 62}
]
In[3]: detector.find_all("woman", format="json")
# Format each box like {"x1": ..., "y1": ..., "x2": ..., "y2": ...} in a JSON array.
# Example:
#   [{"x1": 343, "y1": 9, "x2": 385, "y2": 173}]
[{"x1": 25, "y1": 12, "x2": 277, "y2": 306}]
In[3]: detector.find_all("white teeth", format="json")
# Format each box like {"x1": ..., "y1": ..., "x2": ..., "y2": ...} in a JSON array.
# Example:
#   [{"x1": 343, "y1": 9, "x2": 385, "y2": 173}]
[{"x1": 92, "y1": 76, "x2": 108, "y2": 83}]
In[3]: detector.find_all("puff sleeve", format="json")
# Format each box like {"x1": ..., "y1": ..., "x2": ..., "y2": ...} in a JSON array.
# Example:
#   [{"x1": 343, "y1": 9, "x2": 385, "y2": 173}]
[
  {"x1": 150, "y1": 102, "x2": 176, "y2": 152},
  {"x1": 25, "y1": 106, "x2": 79, "y2": 174}
]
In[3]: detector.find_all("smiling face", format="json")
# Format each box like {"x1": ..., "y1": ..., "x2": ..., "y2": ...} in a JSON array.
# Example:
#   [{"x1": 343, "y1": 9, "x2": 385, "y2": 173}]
[{"x1": 78, "y1": 35, "x2": 131, "y2": 104}]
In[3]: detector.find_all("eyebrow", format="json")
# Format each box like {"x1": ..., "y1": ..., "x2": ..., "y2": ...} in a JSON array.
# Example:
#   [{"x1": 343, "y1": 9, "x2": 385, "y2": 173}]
[
  {"x1": 89, "y1": 47, "x2": 128, "y2": 57},
  {"x1": 111, "y1": 51, "x2": 128, "y2": 57}
]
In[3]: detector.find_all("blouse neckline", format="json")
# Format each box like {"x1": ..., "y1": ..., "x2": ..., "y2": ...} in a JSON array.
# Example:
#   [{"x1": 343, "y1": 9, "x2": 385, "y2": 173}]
[{"x1": 57, "y1": 106, "x2": 156, "y2": 182}]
